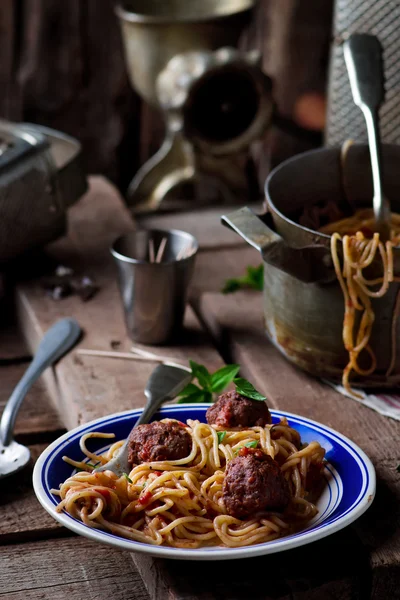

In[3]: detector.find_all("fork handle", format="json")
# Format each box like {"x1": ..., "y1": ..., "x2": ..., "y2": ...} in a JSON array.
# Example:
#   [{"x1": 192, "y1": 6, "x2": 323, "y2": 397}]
[{"x1": 0, "y1": 318, "x2": 81, "y2": 446}]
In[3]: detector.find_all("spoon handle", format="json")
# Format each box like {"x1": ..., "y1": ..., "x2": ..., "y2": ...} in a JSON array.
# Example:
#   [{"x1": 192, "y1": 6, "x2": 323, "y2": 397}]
[
  {"x1": 0, "y1": 318, "x2": 81, "y2": 446},
  {"x1": 344, "y1": 34, "x2": 390, "y2": 239}
]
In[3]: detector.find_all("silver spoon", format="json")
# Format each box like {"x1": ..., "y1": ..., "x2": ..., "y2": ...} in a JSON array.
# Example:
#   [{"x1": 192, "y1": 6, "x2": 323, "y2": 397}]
[
  {"x1": 95, "y1": 363, "x2": 192, "y2": 477},
  {"x1": 344, "y1": 34, "x2": 391, "y2": 241},
  {"x1": 0, "y1": 318, "x2": 81, "y2": 479}
]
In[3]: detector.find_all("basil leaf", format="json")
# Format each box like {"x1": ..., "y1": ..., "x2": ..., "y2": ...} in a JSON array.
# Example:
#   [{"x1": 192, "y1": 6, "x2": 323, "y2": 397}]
[
  {"x1": 222, "y1": 278, "x2": 242, "y2": 294},
  {"x1": 246, "y1": 265, "x2": 264, "y2": 290},
  {"x1": 189, "y1": 360, "x2": 211, "y2": 389},
  {"x1": 222, "y1": 264, "x2": 263, "y2": 294},
  {"x1": 178, "y1": 389, "x2": 211, "y2": 404},
  {"x1": 234, "y1": 378, "x2": 267, "y2": 401},
  {"x1": 245, "y1": 441, "x2": 258, "y2": 448},
  {"x1": 217, "y1": 431, "x2": 227, "y2": 444},
  {"x1": 203, "y1": 390, "x2": 212, "y2": 403},
  {"x1": 123, "y1": 472, "x2": 133, "y2": 483},
  {"x1": 179, "y1": 382, "x2": 200, "y2": 397},
  {"x1": 210, "y1": 364, "x2": 240, "y2": 393}
]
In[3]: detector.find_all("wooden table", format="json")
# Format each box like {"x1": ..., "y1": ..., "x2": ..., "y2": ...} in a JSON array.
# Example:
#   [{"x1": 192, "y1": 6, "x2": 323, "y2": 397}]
[{"x1": 2, "y1": 177, "x2": 400, "y2": 600}]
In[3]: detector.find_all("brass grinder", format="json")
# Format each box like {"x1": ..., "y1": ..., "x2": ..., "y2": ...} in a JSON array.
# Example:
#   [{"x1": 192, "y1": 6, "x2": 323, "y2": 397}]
[{"x1": 116, "y1": 1, "x2": 273, "y2": 213}]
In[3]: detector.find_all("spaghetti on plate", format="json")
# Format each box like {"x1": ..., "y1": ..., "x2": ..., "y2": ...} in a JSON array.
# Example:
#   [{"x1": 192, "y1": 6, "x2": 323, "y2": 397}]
[{"x1": 52, "y1": 416, "x2": 325, "y2": 548}]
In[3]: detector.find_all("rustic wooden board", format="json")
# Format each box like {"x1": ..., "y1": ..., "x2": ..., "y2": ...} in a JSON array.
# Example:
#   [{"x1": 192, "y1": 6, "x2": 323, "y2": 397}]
[
  {"x1": 0, "y1": 367, "x2": 63, "y2": 441},
  {"x1": 0, "y1": 444, "x2": 63, "y2": 542},
  {"x1": 1, "y1": 536, "x2": 149, "y2": 600},
  {"x1": 191, "y1": 245, "x2": 260, "y2": 299},
  {"x1": 198, "y1": 291, "x2": 400, "y2": 598},
  {"x1": 0, "y1": 323, "x2": 63, "y2": 440},
  {"x1": 138, "y1": 203, "x2": 263, "y2": 250},
  {"x1": 135, "y1": 527, "x2": 366, "y2": 600},
  {"x1": 11, "y1": 177, "x2": 399, "y2": 599},
  {"x1": 0, "y1": 330, "x2": 65, "y2": 542},
  {"x1": 14, "y1": 178, "x2": 235, "y2": 429}
]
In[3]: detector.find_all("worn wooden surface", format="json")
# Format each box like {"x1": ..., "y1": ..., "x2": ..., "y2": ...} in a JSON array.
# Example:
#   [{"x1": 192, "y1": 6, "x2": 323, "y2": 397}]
[
  {"x1": 3, "y1": 176, "x2": 399, "y2": 599},
  {"x1": 138, "y1": 203, "x2": 262, "y2": 250},
  {"x1": 1, "y1": 536, "x2": 149, "y2": 600}
]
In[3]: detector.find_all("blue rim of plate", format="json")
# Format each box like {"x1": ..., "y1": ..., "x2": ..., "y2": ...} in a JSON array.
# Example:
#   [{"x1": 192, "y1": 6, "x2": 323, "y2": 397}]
[{"x1": 32, "y1": 404, "x2": 376, "y2": 561}]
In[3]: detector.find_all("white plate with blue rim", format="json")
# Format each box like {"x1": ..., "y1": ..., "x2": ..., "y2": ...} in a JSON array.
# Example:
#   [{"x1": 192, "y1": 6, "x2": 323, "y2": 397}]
[{"x1": 33, "y1": 404, "x2": 376, "y2": 561}]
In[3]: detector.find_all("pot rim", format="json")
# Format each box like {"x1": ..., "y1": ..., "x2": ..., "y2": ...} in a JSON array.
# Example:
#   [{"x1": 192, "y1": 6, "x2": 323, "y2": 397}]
[
  {"x1": 115, "y1": 1, "x2": 255, "y2": 25},
  {"x1": 264, "y1": 143, "x2": 400, "y2": 245},
  {"x1": 265, "y1": 146, "x2": 337, "y2": 243}
]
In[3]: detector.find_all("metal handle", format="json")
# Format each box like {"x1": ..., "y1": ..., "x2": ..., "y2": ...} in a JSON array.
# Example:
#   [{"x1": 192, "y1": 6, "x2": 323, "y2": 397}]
[
  {"x1": 221, "y1": 207, "x2": 333, "y2": 283},
  {"x1": 136, "y1": 368, "x2": 192, "y2": 428},
  {"x1": 221, "y1": 206, "x2": 281, "y2": 253},
  {"x1": 0, "y1": 318, "x2": 81, "y2": 445},
  {"x1": 135, "y1": 395, "x2": 165, "y2": 428},
  {"x1": 344, "y1": 34, "x2": 390, "y2": 239}
]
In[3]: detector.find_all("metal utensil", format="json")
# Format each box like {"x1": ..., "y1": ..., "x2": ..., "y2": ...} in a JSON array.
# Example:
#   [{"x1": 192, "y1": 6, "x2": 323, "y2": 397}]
[
  {"x1": 111, "y1": 229, "x2": 198, "y2": 345},
  {"x1": 0, "y1": 318, "x2": 81, "y2": 479},
  {"x1": 95, "y1": 363, "x2": 192, "y2": 476},
  {"x1": 344, "y1": 33, "x2": 391, "y2": 240}
]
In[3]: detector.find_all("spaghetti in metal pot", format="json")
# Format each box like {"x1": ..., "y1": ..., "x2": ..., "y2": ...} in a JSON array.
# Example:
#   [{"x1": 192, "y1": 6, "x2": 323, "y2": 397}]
[
  {"x1": 320, "y1": 208, "x2": 400, "y2": 397},
  {"x1": 52, "y1": 418, "x2": 325, "y2": 549}
]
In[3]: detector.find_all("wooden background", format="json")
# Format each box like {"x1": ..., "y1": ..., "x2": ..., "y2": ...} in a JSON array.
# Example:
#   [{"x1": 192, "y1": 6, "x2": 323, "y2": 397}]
[{"x1": 0, "y1": 0, "x2": 333, "y2": 193}]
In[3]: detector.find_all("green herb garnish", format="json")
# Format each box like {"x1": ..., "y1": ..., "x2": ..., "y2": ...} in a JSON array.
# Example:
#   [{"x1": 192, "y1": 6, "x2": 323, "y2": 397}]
[
  {"x1": 223, "y1": 264, "x2": 263, "y2": 294},
  {"x1": 245, "y1": 441, "x2": 258, "y2": 449},
  {"x1": 217, "y1": 431, "x2": 227, "y2": 444},
  {"x1": 234, "y1": 377, "x2": 267, "y2": 401},
  {"x1": 142, "y1": 481, "x2": 147, "y2": 487},
  {"x1": 76, "y1": 462, "x2": 96, "y2": 472},
  {"x1": 178, "y1": 360, "x2": 240, "y2": 404},
  {"x1": 123, "y1": 472, "x2": 133, "y2": 483},
  {"x1": 234, "y1": 440, "x2": 259, "y2": 455}
]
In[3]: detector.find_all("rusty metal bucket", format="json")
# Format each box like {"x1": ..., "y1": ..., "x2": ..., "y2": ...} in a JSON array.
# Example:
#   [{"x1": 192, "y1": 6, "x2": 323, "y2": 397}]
[{"x1": 222, "y1": 144, "x2": 400, "y2": 388}]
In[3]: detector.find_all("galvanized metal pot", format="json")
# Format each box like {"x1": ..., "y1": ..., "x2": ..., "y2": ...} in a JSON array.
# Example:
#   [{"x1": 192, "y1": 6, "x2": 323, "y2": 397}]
[{"x1": 222, "y1": 144, "x2": 400, "y2": 387}]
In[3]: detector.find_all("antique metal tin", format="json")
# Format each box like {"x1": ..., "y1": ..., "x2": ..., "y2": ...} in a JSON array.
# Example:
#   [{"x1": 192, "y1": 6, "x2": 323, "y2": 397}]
[{"x1": 0, "y1": 120, "x2": 87, "y2": 263}]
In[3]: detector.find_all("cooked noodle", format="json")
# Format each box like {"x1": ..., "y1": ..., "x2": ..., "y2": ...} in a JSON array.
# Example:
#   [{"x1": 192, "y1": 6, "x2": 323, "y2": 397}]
[
  {"x1": 320, "y1": 208, "x2": 400, "y2": 397},
  {"x1": 52, "y1": 418, "x2": 325, "y2": 549}
]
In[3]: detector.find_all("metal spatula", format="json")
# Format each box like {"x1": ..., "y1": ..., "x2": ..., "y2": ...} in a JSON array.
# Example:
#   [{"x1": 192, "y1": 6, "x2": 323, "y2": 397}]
[{"x1": 94, "y1": 363, "x2": 192, "y2": 477}]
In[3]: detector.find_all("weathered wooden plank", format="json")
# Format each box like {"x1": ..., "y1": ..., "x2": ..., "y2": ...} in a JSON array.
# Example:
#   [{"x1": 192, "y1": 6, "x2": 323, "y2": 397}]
[
  {"x1": 138, "y1": 204, "x2": 262, "y2": 250},
  {"x1": 0, "y1": 323, "x2": 63, "y2": 439},
  {"x1": 134, "y1": 528, "x2": 366, "y2": 600},
  {"x1": 191, "y1": 245, "x2": 260, "y2": 299},
  {"x1": 198, "y1": 291, "x2": 400, "y2": 597},
  {"x1": 0, "y1": 444, "x2": 63, "y2": 542},
  {"x1": 0, "y1": 536, "x2": 149, "y2": 600},
  {"x1": 14, "y1": 177, "x2": 227, "y2": 429},
  {"x1": 0, "y1": 364, "x2": 63, "y2": 441}
]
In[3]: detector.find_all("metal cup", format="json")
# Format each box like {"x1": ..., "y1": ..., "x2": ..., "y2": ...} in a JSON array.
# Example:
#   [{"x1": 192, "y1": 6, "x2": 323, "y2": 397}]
[{"x1": 111, "y1": 229, "x2": 198, "y2": 345}]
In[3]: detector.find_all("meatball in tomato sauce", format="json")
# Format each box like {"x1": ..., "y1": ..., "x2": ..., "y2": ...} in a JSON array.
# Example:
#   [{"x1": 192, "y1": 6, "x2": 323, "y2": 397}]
[
  {"x1": 206, "y1": 390, "x2": 271, "y2": 428},
  {"x1": 223, "y1": 451, "x2": 290, "y2": 519},
  {"x1": 127, "y1": 420, "x2": 192, "y2": 466}
]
